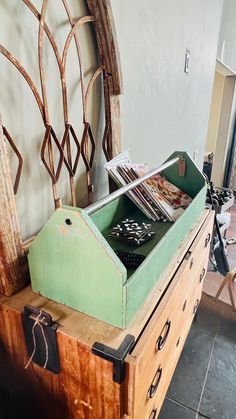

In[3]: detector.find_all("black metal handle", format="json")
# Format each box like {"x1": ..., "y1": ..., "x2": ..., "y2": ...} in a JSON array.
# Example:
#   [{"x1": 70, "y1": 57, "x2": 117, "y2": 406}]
[
  {"x1": 182, "y1": 300, "x2": 187, "y2": 311},
  {"x1": 190, "y1": 258, "x2": 194, "y2": 269},
  {"x1": 23, "y1": 305, "x2": 52, "y2": 327},
  {"x1": 205, "y1": 233, "x2": 211, "y2": 248},
  {"x1": 149, "y1": 408, "x2": 158, "y2": 419},
  {"x1": 199, "y1": 268, "x2": 206, "y2": 283},
  {"x1": 193, "y1": 299, "x2": 200, "y2": 315},
  {"x1": 156, "y1": 320, "x2": 171, "y2": 351},
  {"x1": 148, "y1": 366, "x2": 162, "y2": 399}
]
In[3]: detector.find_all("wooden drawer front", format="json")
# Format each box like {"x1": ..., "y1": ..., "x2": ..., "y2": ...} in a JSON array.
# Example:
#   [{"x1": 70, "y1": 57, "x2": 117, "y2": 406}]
[
  {"x1": 144, "y1": 288, "x2": 204, "y2": 419},
  {"x1": 153, "y1": 280, "x2": 205, "y2": 419},
  {"x1": 125, "y1": 212, "x2": 213, "y2": 419},
  {"x1": 128, "y1": 253, "x2": 208, "y2": 419},
  {"x1": 178, "y1": 210, "x2": 213, "y2": 294},
  {"x1": 148, "y1": 253, "x2": 209, "y2": 419},
  {"x1": 174, "y1": 244, "x2": 210, "y2": 323},
  {"x1": 127, "y1": 270, "x2": 188, "y2": 418},
  {"x1": 173, "y1": 210, "x2": 213, "y2": 323}
]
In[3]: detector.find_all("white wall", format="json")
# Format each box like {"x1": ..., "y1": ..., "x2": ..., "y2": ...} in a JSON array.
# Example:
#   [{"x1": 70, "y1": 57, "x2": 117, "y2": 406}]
[
  {"x1": 0, "y1": 0, "x2": 224, "y2": 238},
  {"x1": 218, "y1": 0, "x2": 236, "y2": 73},
  {"x1": 110, "y1": 0, "x2": 223, "y2": 168}
]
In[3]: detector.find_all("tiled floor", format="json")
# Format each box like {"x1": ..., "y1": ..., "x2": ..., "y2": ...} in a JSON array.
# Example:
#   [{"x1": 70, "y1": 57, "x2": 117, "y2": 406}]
[
  {"x1": 159, "y1": 306, "x2": 236, "y2": 419},
  {"x1": 159, "y1": 200, "x2": 236, "y2": 419}
]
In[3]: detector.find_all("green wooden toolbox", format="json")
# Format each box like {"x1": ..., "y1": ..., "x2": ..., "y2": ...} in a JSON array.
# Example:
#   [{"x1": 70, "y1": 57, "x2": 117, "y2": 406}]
[{"x1": 28, "y1": 151, "x2": 206, "y2": 328}]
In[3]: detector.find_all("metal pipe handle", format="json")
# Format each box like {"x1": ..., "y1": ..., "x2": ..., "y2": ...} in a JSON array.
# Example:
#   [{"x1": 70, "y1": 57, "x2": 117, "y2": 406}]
[{"x1": 85, "y1": 156, "x2": 180, "y2": 215}]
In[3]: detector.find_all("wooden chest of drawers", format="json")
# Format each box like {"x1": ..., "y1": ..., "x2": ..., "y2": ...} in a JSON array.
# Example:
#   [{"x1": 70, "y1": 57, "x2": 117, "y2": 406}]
[
  {"x1": 125, "y1": 211, "x2": 213, "y2": 418},
  {"x1": 0, "y1": 210, "x2": 214, "y2": 419}
]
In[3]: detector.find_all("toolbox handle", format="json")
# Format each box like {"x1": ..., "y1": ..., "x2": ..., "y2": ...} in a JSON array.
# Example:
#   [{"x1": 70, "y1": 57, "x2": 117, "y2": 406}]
[{"x1": 85, "y1": 156, "x2": 181, "y2": 215}]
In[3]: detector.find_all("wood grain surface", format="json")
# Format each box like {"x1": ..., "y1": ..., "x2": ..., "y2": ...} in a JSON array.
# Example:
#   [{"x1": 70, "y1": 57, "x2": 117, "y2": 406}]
[
  {"x1": 0, "y1": 120, "x2": 27, "y2": 296},
  {"x1": 87, "y1": 0, "x2": 123, "y2": 95},
  {"x1": 0, "y1": 303, "x2": 121, "y2": 419},
  {"x1": 0, "y1": 211, "x2": 211, "y2": 348}
]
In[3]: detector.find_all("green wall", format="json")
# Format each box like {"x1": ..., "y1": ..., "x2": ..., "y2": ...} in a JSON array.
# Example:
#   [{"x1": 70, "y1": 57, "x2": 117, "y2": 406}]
[
  {"x1": 0, "y1": 0, "x2": 224, "y2": 239},
  {"x1": 110, "y1": 0, "x2": 223, "y2": 169},
  {"x1": 218, "y1": 0, "x2": 236, "y2": 73}
]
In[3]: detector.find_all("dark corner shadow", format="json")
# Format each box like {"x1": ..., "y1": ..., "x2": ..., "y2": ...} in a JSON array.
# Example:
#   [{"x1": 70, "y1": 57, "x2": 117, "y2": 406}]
[{"x1": 0, "y1": 339, "x2": 67, "y2": 419}]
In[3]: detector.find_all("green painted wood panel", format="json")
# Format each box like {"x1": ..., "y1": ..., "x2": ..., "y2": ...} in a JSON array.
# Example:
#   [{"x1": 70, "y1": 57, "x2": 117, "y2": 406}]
[
  {"x1": 163, "y1": 151, "x2": 205, "y2": 197},
  {"x1": 28, "y1": 151, "x2": 207, "y2": 329},
  {"x1": 29, "y1": 208, "x2": 126, "y2": 328},
  {"x1": 124, "y1": 185, "x2": 207, "y2": 325},
  {"x1": 91, "y1": 195, "x2": 136, "y2": 234}
]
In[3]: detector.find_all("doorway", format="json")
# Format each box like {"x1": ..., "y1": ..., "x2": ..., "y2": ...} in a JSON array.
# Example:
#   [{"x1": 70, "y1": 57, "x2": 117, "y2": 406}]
[{"x1": 205, "y1": 59, "x2": 236, "y2": 187}]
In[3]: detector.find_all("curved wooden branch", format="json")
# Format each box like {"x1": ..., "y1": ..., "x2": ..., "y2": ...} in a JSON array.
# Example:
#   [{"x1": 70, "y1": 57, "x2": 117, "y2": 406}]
[
  {"x1": 38, "y1": 0, "x2": 49, "y2": 123},
  {"x1": 62, "y1": 0, "x2": 86, "y2": 120},
  {"x1": 102, "y1": 71, "x2": 113, "y2": 161},
  {"x1": 23, "y1": 0, "x2": 62, "y2": 71},
  {"x1": 0, "y1": 45, "x2": 45, "y2": 121},
  {"x1": 3, "y1": 126, "x2": 23, "y2": 195},
  {"x1": 37, "y1": 0, "x2": 61, "y2": 206},
  {"x1": 84, "y1": 65, "x2": 104, "y2": 122},
  {"x1": 62, "y1": 3, "x2": 98, "y2": 205},
  {"x1": 62, "y1": 16, "x2": 95, "y2": 71},
  {"x1": 24, "y1": 0, "x2": 81, "y2": 206},
  {"x1": 23, "y1": 0, "x2": 69, "y2": 122}
]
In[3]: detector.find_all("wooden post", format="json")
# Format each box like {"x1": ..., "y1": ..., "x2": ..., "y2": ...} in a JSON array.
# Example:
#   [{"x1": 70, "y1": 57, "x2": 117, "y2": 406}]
[
  {"x1": 0, "y1": 120, "x2": 27, "y2": 296},
  {"x1": 87, "y1": 0, "x2": 122, "y2": 192},
  {"x1": 87, "y1": 0, "x2": 123, "y2": 96}
]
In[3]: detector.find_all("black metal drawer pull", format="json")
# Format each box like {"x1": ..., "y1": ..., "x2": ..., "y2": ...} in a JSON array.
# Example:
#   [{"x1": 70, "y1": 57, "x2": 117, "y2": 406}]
[
  {"x1": 149, "y1": 408, "x2": 157, "y2": 419},
  {"x1": 193, "y1": 299, "x2": 200, "y2": 315},
  {"x1": 205, "y1": 233, "x2": 211, "y2": 247},
  {"x1": 199, "y1": 268, "x2": 206, "y2": 283},
  {"x1": 176, "y1": 336, "x2": 180, "y2": 347},
  {"x1": 182, "y1": 300, "x2": 187, "y2": 311},
  {"x1": 190, "y1": 258, "x2": 194, "y2": 269},
  {"x1": 148, "y1": 366, "x2": 162, "y2": 399},
  {"x1": 156, "y1": 319, "x2": 171, "y2": 351}
]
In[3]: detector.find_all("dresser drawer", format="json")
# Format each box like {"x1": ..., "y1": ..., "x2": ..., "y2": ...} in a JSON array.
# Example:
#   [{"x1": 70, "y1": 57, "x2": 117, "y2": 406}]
[
  {"x1": 125, "y1": 258, "x2": 208, "y2": 419},
  {"x1": 143, "y1": 289, "x2": 204, "y2": 419},
  {"x1": 174, "y1": 237, "x2": 211, "y2": 323},
  {"x1": 124, "y1": 211, "x2": 214, "y2": 418},
  {"x1": 148, "y1": 281, "x2": 205, "y2": 419}
]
